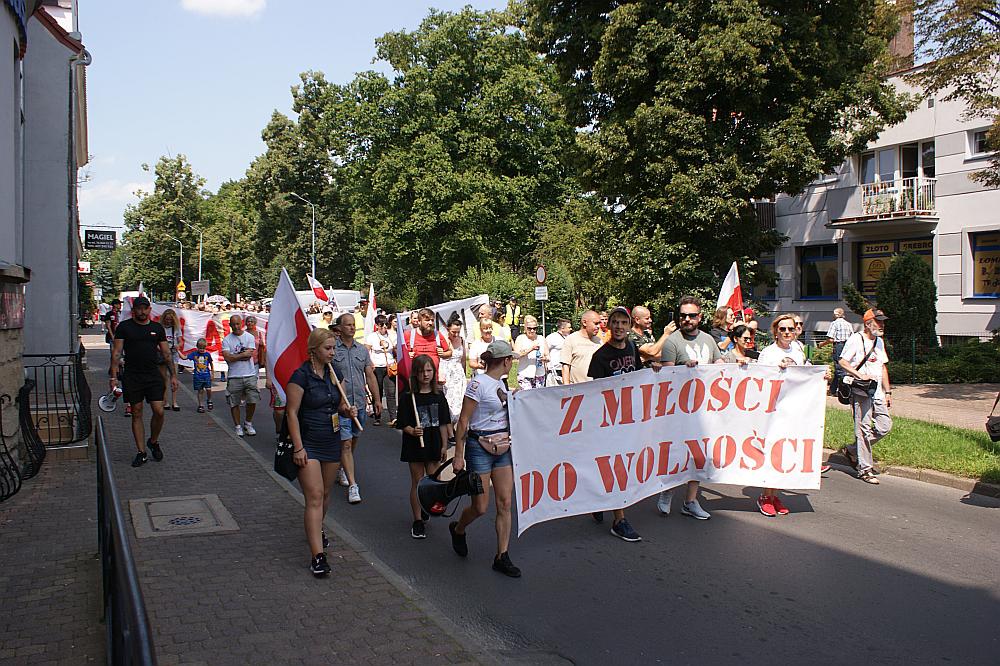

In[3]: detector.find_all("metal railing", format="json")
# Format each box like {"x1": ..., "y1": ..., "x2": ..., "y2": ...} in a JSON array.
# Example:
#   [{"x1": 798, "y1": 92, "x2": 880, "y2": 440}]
[
  {"x1": 0, "y1": 393, "x2": 23, "y2": 502},
  {"x1": 96, "y1": 417, "x2": 157, "y2": 665},
  {"x1": 17, "y1": 380, "x2": 47, "y2": 478},
  {"x1": 754, "y1": 200, "x2": 776, "y2": 232},
  {"x1": 861, "y1": 177, "x2": 936, "y2": 218},
  {"x1": 22, "y1": 352, "x2": 92, "y2": 446}
]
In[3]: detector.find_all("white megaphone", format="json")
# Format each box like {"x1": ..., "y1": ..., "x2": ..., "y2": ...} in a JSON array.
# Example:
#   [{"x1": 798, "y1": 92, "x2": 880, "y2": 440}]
[{"x1": 98, "y1": 386, "x2": 123, "y2": 412}]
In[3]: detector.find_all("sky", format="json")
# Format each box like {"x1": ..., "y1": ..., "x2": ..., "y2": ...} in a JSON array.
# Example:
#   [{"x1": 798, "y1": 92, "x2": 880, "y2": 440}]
[{"x1": 77, "y1": 0, "x2": 508, "y2": 231}]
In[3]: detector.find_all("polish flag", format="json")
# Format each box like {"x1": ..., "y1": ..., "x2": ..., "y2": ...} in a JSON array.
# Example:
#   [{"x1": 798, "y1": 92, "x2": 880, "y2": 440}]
[
  {"x1": 267, "y1": 268, "x2": 311, "y2": 402},
  {"x1": 716, "y1": 262, "x2": 743, "y2": 314},
  {"x1": 306, "y1": 274, "x2": 328, "y2": 302},
  {"x1": 363, "y1": 283, "x2": 376, "y2": 335}
]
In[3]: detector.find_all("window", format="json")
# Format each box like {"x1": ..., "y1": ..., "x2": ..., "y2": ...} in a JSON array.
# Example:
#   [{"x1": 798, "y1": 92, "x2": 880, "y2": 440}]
[
  {"x1": 971, "y1": 231, "x2": 1000, "y2": 298},
  {"x1": 878, "y1": 148, "x2": 897, "y2": 183},
  {"x1": 901, "y1": 143, "x2": 918, "y2": 179},
  {"x1": 860, "y1": 152, "x2": 876, "y2": 184},
  {"x1": 971, "y1": 129, "x2": 990, "y2": 157},
  {"x1": 921, "y1": 141, "x2": 935, "y2": 178},
  {"x1": 799, "y1": 245, "x2": 839, "y2": 300},
  {"x1": 857, "y1": 238, "x2": 933, "y2": 298}
]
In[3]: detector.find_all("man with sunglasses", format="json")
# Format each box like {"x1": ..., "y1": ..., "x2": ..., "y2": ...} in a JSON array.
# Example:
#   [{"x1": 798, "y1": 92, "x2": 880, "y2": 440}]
[{"x1": 657, "y1": 295, "x2": 723, "y2": 520}]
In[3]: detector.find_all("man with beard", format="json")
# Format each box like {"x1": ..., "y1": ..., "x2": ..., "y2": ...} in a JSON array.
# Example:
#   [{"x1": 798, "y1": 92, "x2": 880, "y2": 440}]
[{"x1": 110, "y1": 297, "x2": 179, "y2": 467}]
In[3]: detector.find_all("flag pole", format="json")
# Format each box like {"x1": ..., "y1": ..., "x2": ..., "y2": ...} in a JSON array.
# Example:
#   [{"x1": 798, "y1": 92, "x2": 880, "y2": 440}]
[
  {"x1": 327, "y1": 363, "x2": 364, "y2": 432},
  {"x1": 411, "y1": 390, "x2": 425, "y2": 448}
]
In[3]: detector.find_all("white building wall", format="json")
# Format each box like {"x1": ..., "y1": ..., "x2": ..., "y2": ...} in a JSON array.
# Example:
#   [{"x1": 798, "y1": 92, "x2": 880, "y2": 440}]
[{"x1": 0, "y1": 14, "x2": 20, "y2": 267}]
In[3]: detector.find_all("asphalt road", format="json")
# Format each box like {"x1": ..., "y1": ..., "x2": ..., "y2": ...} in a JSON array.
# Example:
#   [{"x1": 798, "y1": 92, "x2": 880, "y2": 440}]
[{"x1": 233, "y1": 389, "x2": 1000, "y2": 665}]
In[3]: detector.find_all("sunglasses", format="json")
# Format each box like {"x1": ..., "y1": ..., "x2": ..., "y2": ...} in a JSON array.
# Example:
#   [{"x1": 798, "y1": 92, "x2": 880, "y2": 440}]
[
  {"x1": 679, "y1": 312, "x2": 700, "y2": 319},
  {"x1": 778, "y1": 326, "x2": 795, "y2": 332},
  {"x1": 526, "y1": 326, "x2": 538, "y2": 330},
  {"x1": 739, "y1": 336, "x2": 753, "y2": 341}
]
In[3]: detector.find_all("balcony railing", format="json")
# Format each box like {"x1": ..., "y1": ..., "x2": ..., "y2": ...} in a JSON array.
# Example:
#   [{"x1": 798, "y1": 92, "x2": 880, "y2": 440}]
[
  {"x1": 861, "y1": 177, "x2": 936, "y2": 218},
  {"x1": 22, "y1": 352, "x2": 92, "y2": 446}
]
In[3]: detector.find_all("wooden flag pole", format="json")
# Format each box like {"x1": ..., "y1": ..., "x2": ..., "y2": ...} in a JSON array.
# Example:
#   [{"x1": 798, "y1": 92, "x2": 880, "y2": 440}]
[
  {"x1": 327, "y1": 363, "x2": 363, "y2": 432},
  {"x1": 411, "y1": 390, "x2": 425, "y2": 448}
]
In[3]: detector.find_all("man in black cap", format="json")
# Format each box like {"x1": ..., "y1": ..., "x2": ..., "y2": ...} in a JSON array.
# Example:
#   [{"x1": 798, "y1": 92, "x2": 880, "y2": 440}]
[{"x1": 110, "y1": 296, "x2": 179, "y2": 467}]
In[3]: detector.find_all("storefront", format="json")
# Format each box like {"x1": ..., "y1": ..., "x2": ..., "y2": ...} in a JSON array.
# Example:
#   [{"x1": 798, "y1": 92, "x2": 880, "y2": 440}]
[
  {"x1": 856, "y1": 237, "x2": 933, "y2": 298},
  {"x1": 971, "y1": 230, "x2": 1000, "y2": 298}
]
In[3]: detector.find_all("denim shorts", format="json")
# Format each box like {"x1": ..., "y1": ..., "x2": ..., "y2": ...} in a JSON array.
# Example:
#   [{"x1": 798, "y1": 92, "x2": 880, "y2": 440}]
[
  {"x1": 464, "y1": 430, "x2": 513, "y2": 474},
  {"x1": 193, "y1": 377, "x2": 212, "y2": 391},
  {"x1": 339, "y1": 410, "x2": 367, "y2": 441}
]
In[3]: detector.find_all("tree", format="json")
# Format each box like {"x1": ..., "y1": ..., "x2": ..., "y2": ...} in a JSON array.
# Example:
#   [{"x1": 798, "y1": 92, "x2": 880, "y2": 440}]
[
  {"x1": 908, "y1": 1, "x2": 1000, "y2": 187},
  {"x1": 524, "y1": 0, "x2": 914, "y2": 314},
  {"x1": 875, "y1": 252, "x2": 937, "y2": 347},
  {"x1": 841, "y1": 282, "x2": 871, "y2": 317}
]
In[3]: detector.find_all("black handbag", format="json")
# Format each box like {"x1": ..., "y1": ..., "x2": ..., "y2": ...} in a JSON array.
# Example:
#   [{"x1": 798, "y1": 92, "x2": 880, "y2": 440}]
[
  {"x1": 836, "y1": 338, "x2": 875, "y2": 405},
  {"x1": 987, "y1": 392, "x2": 1000, "y2": 443},
  {"x1": 273, "y1": 414, "x2": 298, "y2": 482}
]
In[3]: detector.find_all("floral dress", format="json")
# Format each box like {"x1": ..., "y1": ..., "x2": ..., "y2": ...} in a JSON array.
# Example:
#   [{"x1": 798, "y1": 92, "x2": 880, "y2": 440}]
[{"x1": 441, "y1": 336, "x2": 467, "y2": 423}]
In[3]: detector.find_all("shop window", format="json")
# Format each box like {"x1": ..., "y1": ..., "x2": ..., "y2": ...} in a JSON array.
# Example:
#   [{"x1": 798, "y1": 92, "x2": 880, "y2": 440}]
[
  {"x1": 857, "y1": 238, "x2": 933, "y2": 299},
  {"x1": 799, "y1": 245, "x2": 839, "y2": 300},
  {"x1": 971, "y1": 231, "x2": 1000, "y2": 298}
]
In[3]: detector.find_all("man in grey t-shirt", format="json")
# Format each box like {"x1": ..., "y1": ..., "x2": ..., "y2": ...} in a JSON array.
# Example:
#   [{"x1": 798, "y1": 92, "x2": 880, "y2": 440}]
[{"x1": 657, "y1": 295, "x2": 723, "y2": 520}]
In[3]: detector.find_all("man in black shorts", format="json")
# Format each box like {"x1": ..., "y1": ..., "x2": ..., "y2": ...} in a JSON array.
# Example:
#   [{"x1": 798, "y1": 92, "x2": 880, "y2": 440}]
[{"x1": 110, "y1": 296, "x2": 179, "y2": 467}]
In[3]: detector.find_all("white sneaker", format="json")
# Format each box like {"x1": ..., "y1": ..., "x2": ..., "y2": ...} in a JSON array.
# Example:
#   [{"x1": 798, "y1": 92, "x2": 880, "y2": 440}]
[
  {"x1": 337, "y1": 468, "x2": 349, "y2": 487},
  {"x1": 234, "y1": 424, "x2": 244, "y2": 437},
  {"x1": 348, "y1": 484, "x2": 361, "y2": 504},
  {"x1": 681, "y1": 500, "x2": 711, "y2": 520},
  {"x1": 656, "y1": 490, "x2": 673, "y2": 515},
  {"x1": 243, "y1": 422, "x2": 257, "y2": 436}
]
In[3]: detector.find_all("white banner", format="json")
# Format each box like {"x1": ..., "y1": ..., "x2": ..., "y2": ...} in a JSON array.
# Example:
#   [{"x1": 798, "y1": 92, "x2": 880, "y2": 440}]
[
  {"x1": 508, "y1": 364, "x2": 827, "y2": 535},
  {"x1": 395, "y1": 294, "x2": 489, "y2": 378}
]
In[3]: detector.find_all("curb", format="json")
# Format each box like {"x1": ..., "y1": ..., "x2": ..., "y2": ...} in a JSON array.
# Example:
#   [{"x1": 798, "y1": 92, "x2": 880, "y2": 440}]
[
  {"x1": 185, "y1": 380, "x2": 503, "y2": 666},
  {"x1": 823, "y1": 448, "x2": 1000, "y2": 499}
]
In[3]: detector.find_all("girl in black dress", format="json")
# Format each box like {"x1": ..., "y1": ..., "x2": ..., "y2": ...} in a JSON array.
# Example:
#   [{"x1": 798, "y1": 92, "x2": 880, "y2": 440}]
[
  {"x1": 396, "y1": 354, "x2": 451, "y2": 539},
  {"x1": 286, "y1": 328, "x2": 356, "y2": 576}
]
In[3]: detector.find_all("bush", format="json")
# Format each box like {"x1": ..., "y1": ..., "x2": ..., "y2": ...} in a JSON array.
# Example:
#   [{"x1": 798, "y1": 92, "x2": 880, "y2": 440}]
[
  {"x1": 875, "y1": 253, "x2": 937, "y2": 348},
  {"x1": 888, "y1": 340, "x2": 1000, "y2": 384}
]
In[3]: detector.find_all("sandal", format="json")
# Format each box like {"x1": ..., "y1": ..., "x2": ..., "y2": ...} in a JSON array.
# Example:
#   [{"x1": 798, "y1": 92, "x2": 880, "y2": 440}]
[
  {"x1": 197, "y1": 406, "x2": 205, "y2": 413},
  {"x1": 207, "y1": 401, "x2": 214, "y2": 411},
  {"x1": 859, "y1": 470, "x2": 880, "y2": 485}
]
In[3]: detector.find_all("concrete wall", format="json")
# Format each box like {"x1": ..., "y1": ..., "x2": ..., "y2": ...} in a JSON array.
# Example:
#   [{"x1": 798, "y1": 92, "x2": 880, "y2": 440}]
[
  {"x1": 769, "y1": 71, "x2": 1000, "y2": 338},
  {"x1": 22, "y1": 19, "x2": 74, "y2": 355},
  {"x1": 0, "y1": 14, "x2": 20, "y2": 267}
]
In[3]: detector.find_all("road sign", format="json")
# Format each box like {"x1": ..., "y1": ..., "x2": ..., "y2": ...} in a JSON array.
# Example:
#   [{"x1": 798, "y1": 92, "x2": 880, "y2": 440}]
[
  {"x1": 84, "y1": 229, "x2": 116, "y2": 250},
  {"x1": 535, "y1": 265, "x2": 546, "y2": 285},
  {"x1": 190, "y1": 280, "x2": 210, "y2": 296},
  {"x1": 177, "y1": 279, "x2": 187, "y2": 293},
  {"x1": 534, "y1": 286, "x2": 548, "y2": 301},
  {"x1": 77, "y1": 261, "x2": 91, "y2": 274}
]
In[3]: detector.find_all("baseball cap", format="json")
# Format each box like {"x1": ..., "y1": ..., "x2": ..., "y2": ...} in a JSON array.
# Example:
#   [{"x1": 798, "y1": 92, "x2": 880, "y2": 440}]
[
  {"x1": 485, "y1": 339, "x2": 513, "y2": 359},
  {"x1": 863, "y1": 308, "x2": 888, "y2": 322},
  {"x1": 608, "y1": 306, "x2": 631, "y2": 319},
  {"x1": 742, "y1": 307, "x2": 755, "y2": 317},
  {"x1": 322, "y1": 306, "x2": 333, "y2": 314},
  {"x1": 132, "y1": 296, "x2": 151, "y2": 308}
]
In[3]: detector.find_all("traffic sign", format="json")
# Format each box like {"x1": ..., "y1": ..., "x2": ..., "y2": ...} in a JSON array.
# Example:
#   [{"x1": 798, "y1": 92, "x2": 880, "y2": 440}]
[
  {"x1": 84, "y1": 229, "x2": 116, "y2": 250},
  {"x1": 535, "y1": 265, "x2": 546, "y2": 285},
  {"x1": 190, "y1": 280, "x2": 210, "y2": 296},
  {"x1": 77, "y1": 261, "x2": 91, "y2": 274},
  {"x1": 177, "y1": 279, "x2": 187, "y2": 292},
  {"x1": 534, "y1": 286, "x2": 549, "y2": 301}
]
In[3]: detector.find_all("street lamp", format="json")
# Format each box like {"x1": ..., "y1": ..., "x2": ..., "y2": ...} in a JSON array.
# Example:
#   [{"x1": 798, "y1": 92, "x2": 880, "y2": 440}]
[
  {"x1": 165, "y1": 234, "x2": 184, "y2": 295},
  {"x1": 290, "y1": 192, "x2": 316, "y2": 278},
  {"x1": 181, "y1": 219, "x2": 203, "y2": 301}
]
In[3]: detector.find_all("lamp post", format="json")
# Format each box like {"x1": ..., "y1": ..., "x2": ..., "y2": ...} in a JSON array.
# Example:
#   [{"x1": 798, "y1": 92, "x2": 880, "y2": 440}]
[
  {"x1": 181, "y1": 219, "x2": 204, "y2": 301},
  {"x1": 165, "y1": 234, "x2": 184, "y2": 297},
  {"x1": 290, "y1": 192, "x2": 316, "y2": 277}
]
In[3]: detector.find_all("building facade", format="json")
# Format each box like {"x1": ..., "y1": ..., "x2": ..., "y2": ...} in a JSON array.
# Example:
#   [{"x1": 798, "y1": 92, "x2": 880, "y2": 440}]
[{"x1": 762, "y1": 69, "x2": 1000, "y2": 340}]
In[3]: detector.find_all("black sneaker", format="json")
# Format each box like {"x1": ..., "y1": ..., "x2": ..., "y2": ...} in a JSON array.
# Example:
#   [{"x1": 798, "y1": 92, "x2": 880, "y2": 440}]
[
  {"x1": 131, "y1": 451, "x2": 147, "y2": 467},
  {"x1": 592, "y1": 511, "x2": 604, "y2": 523},
  {"x1": 322, "y1": 530, "x2": 330, "y2": 549},
  {"x1": 411, "y1": 520, "x2": 426, "y2": 539},
  {"x1": 449, "y1": 521, "x2": 468, "y2": 557},
  {"x1": 310, "y1": 553, "x2": 331, "y2": 577},
  {"x1": 492, "y1": 551, "x2": 521, "y2": 578},
  {"x1": 147, "y1": 439, "x2": 163, "y2": 462}
]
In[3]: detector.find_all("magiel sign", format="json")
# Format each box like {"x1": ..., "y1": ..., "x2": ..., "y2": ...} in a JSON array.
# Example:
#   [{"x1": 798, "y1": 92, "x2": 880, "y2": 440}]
[{"x1": 84, "y1": 229, "x2": 116, "y2": 250}]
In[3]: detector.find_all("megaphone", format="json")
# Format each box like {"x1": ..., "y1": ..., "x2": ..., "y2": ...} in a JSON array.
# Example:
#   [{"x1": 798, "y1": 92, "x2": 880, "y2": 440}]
[
  {"x1": 418, "y1": 458, "x2": 484, "y2": 518},
  {"x1": 98, "y1": 386, "x2": 123, "y2": 413}
]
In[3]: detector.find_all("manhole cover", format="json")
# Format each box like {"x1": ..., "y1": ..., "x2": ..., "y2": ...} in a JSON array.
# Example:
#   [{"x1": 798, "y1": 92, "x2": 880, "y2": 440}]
[{"x1": 129, "y1": 494, "x2": 239, "y2": 538}]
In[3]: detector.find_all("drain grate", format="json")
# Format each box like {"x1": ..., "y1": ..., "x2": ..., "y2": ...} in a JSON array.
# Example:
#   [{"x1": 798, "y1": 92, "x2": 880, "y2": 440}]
[{"x1": 129, "y1": 494, "x2": 239, "y2": 538}]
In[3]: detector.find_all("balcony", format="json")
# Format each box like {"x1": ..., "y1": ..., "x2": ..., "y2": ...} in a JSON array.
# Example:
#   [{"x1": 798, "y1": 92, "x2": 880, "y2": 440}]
[{"x1": 829, "y1": 177, "x2": 937, "y2": 229}]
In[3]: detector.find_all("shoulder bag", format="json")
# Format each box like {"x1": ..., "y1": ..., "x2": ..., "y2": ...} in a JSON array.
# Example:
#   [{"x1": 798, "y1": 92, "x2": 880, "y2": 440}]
[
  {"x1": 987, "y1": 391, "x2": 1000, "y2": 443},
  {"x1": 836, "y1": 337, "x2": 875, "y2": 405},
  {"x1": 273, "y1": 414, "x2": 298, "y2": 481},
  {"x1": 475, "y1": 384, "x2": 511, "y2": 455}
]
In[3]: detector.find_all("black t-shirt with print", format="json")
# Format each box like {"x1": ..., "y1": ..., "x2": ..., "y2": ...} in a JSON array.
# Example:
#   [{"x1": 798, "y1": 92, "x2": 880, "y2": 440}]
[
  {"x1": 396, "y1": 390, "x2": 452, "y2": 462},
  {"x1": 588, "y1": 340, "x2": 644, "y2": 379},
  {"x1": 114, "y1": 319, "x2": 166, "y2": 376}
]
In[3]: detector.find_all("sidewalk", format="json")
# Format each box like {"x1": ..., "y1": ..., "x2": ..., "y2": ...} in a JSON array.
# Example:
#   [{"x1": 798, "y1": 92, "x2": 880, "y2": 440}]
[
  {"x1": 4, "y1": 343, "x2": 480, "y2": 666},
  {"x1": 827, "y1": 382, "x2": 1000, "y2": 431}
]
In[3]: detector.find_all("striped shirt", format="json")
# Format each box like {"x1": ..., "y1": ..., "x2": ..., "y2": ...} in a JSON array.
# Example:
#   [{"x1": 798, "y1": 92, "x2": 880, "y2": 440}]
[{"x1": 826, "y1": 318, "x2": 854, "y2": 343}]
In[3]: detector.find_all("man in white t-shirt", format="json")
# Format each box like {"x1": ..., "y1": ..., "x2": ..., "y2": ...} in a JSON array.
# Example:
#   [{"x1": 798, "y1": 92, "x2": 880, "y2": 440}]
[
  {"x1": 221, "y1": 314, "x2": 259, "y2": 437},
  {"x1": 838, "y1": 308, "x2": 892, "y2": 484},
  {"x1": 365, "y1": 314, "x2": 396, "y2": 426},
  {"x1": 545, "y1": 319, "x2": 572, "y2": 385}
]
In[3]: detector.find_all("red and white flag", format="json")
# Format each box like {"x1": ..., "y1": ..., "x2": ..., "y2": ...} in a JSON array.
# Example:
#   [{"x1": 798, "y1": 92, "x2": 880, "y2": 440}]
[
  {"x1": 717, "y1": 262, "x2": 743, "y2": 314},
  {"x1": 267, "y1": 268, "x2": 311, "y2": 402},
  {"x1": 364, "y1": 283, "x2": 377, "y2": 335},
  {"x1": 306, "y1": 274, "x2": 328, "y2": 302}
]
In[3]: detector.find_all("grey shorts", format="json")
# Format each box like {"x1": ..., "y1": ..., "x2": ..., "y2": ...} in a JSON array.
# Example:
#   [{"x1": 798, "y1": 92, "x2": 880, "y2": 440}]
[{"x1": 226, "y1": 375, "x2": 260, "y2": 405}]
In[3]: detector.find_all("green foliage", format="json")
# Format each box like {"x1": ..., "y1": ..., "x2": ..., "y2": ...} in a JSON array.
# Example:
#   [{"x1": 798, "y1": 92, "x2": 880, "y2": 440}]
[
  {"x1": 841, "y1": 282, "x2": 871, "y2": 316},
  {"x1": 875, "y1": 252, "x2": 937, "y2": 346},
  {"x1": 888, "y1": 339, "x2": 1000, "y2": 384},
  {"x1": 524, "y1": 0, "x2": 913, "y2": 311},
  {"x1": 452, "y1": 264, "x2": 533, "y2": 308},
  {"x1": 77, "y1": 272, "x2": 94, "y2": 318},
  {"x1": 908, "y1": 1, "x2": 1000, "y2": 187}
]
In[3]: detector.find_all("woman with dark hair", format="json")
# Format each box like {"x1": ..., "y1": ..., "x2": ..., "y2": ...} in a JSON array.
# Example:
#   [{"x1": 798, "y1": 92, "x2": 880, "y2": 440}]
[
  {"x1": 723, "y1": 324, "x2": 758, "y2": 363},
  {"x1": 159, "y1": 308, "x2": 182, "y2": 410},
  {"x1": 450, "y1": 340, "x2": 520, "y2": 578},
  {"x1": 395, "y1": 354, "x2": 451, "y2": 539},
  {"x1": 440, "y1": 313, "x2": 468, "y2": 424},
  {"x1": 286, "y1": 328, "x2": 356, "y2": 577}
]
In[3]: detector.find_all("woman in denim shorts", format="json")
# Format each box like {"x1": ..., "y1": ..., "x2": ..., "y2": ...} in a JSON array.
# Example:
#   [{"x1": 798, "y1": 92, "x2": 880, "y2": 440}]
[{"x1": 450, "y1": 340, "x2": 520, "y2": 578}]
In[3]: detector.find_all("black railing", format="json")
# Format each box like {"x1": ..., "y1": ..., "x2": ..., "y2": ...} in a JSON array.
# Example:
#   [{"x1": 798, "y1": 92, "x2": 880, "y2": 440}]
[
  {"x1": 16, "y1": 380, "x2": 47, "y2": 478},
  {"x1": 22, "y1": 352, "x2": 92, "y2": 446},
  {"x1": 96, "y1": 417, "x2": 157, "y2": 665},
  {"x1": 0, "y1": 393, "x2": 23, "y2": 501}
]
